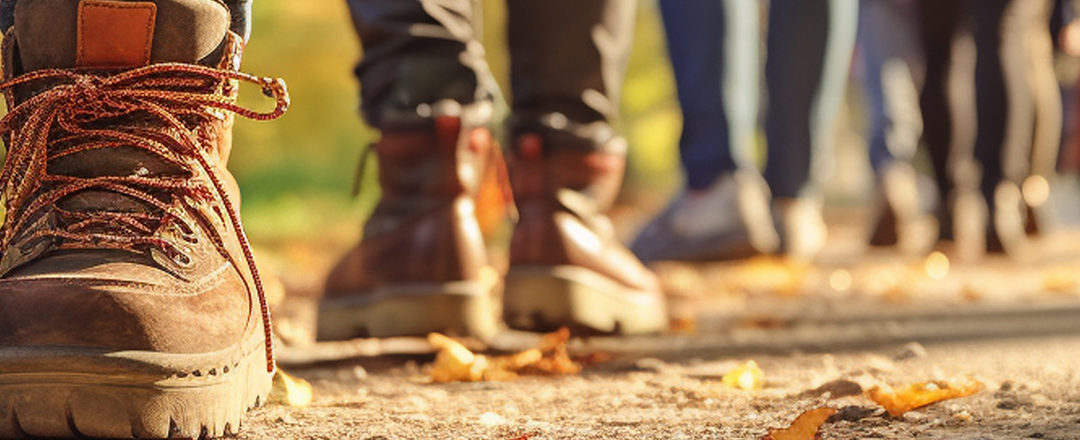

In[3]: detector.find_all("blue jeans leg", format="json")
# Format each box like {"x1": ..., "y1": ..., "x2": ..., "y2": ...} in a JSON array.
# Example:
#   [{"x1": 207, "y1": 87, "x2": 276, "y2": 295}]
[
  {"x1": 858, "y1": 0, "x2": 923, "y2": 173},
  {"x1": 659, "y1": 0, "x2": 759, "y2": 191}
]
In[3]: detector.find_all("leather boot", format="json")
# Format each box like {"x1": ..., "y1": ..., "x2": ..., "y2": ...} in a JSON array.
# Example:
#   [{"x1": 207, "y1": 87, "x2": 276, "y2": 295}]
[
  {"x1": 504, "y1": 134, "x2": 667, "y2": 335},
  {"x1": 319, "y1": 102, "x2": 499, "y2": 340},
  {"x1": 0, "y1": 1, "x2": 288, "y2": 438}
]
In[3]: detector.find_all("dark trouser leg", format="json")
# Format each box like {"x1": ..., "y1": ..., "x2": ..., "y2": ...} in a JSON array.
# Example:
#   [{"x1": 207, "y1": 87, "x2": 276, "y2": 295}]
[
  {"x1": 762, "y1": 0, "x2": 858, "y2": 199},
  {"x1": 917, "y1": 0, "x2": 961, "y2": 220},
  {"x1": 968, "y1": 0, "x2": 1021, "y2": 211},
  {"x1": 345, "y1": 0, "x2": 494, "y2": 128},
  {"x1": 506, "y1": 0, "x2": 636, "y2": 152},
  {"x1": 659, "y1": 0, "x2": 759, "y2": 190}
]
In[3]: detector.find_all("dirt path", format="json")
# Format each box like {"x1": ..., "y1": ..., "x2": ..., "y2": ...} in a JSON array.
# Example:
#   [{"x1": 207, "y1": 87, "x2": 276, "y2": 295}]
[
  {"x1": 247, "y1": 219, "x2": 1080, "y2": 439},
  {"x1": 240, "y1": 334, "x2": 1080, "y2": 439}
]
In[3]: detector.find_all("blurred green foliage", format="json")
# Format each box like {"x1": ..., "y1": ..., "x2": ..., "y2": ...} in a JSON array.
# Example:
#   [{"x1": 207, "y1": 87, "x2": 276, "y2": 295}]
[{"x1": 232, "y1": 0, "x2": 681, "y2": 245}]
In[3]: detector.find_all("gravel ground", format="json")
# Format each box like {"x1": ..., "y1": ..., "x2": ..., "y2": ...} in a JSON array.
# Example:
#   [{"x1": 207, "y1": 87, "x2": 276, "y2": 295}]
[
  {"x1": 239, "y1": 334, "x2": 1080, "y2": 440},
  {"x1": 243, "y1": 215, "x2": 1080, "y2": 440}
]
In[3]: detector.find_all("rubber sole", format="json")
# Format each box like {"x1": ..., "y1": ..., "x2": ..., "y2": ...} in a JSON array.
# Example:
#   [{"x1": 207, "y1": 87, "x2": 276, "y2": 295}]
[
  {"x1": 0, "y1": 332, "x2": 271, "y2": 439},
  {"x1": 317, "y1": 280, "x2": 498, "y2": 341},
  {"x1": 503, "y1": 265, "x2": 668, "y2": 335}
]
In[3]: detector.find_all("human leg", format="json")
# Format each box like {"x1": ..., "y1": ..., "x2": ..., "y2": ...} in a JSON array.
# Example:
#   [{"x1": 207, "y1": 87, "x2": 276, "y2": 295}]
[
  {"x1": 632, "y1": 0, "x2": 778, "y2": 263},
  {"x1": 763, "y1": 0, "x2": 858, "y2": 258},
  {"x1": 502, "y1": 0, "x2": 667, "y2": 334},
  {"x1": 319, "y1": 0, "x2": 499, "y2": 340}
]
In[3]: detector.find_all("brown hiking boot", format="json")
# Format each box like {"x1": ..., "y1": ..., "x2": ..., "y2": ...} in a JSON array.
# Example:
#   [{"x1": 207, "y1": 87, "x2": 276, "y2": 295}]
[
  {"x1": 0, "y1": 1, "x2": 288, "y2": 438},
  {"x1": 504, "y1": 133, "x2": 667, "y2": 335},
  {"x1": 318, "y1": 102, "x2": 499, "y2": 340}
]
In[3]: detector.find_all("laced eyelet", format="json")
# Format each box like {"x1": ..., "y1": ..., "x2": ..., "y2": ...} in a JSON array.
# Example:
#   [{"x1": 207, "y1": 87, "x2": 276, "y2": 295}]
[
  {"x1": 0, "y1": 60, "x2": 289, "y2": 373},
  {"x1": 172, "y1": 252, "x2": 193, "y2": 267},
  {"x1": 175, "y1": 221, "x2": 199, "y2": 244}
]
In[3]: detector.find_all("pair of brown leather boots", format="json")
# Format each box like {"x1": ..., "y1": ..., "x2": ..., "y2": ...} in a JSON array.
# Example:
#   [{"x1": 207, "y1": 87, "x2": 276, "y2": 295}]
[
  {"x1": 0, "y1": 0, "x2": 664, "y2": 438},
  {"x1": 318, "y1": 105, "x2": 666, "y2": 342}
]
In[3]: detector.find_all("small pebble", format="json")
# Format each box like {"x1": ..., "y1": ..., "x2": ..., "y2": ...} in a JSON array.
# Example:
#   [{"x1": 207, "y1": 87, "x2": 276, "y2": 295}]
[
  {"x1": 480, "y1": 412, "x2": 509, "y2": 426},
  {"x1": 634, "y1": 358, "x2": 670, "y2": 372},
  {"x1": 951, "y1": 410, "x2": 973, "y2": 423},
  {"x1": 806, "y1": 379, "x2": 863, "y2": 398},
  {"x1": 902, "y1": 411, "x2": 927, "y2": 422},
  {"x1": 997, "y1": 398, "x2": 1022, "y2": 410},
  {"x1": 894, "y1": 342, "x2": 928, "y2": 361},
  {"x1": 828, "y1": 405, "x2": 877, "y2": 422}
]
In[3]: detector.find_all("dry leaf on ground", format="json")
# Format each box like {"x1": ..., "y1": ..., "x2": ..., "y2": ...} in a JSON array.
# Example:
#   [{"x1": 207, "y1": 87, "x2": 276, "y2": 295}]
[
  {"x1": 760, "y1": 407, "x2": 836, "y2": 440},
  {"x1": 668, "y1": 316, "x2": 697, "y2": 335},
  {"x1": 519, "y1": 327, "x2": 581, "y2": 375},
  {"x1": 722, "y1": 360, "x2": 765, "y2": 391},
  {"x1": 573, "y1": 351, "x2": 614, "y2": 366},
  {"x1": 726, "y1": 256, "x2": 810, "y2": 297},
  {"x1": 866, "y1": 378, "x2": 983, "y2": 417},
  {"x1": 1043, "y1": 266, "x2": 1080, "y2": 294},
  {"x1": 269, "y1": 370, "x2": 313, "y2": 407},
  {"x1": 427, "y1": 328, "x2": 580, "y2": 383}
]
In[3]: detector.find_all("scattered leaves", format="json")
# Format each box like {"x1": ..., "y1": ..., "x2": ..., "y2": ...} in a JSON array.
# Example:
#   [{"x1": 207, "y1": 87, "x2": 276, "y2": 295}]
[
  {"x1": 573, "y1": 351, "x2": 614, "y2": 366},
  {"x1": 761, "y1": 407, "x2": 836, "y2": 440},
  {"x1": 427, "y1": 328, "x2": 580, "y2": 383},
  {"x1": 269, "y1": 369, "x2": 313, "y2": 407},
  {"x1": 521, "y1": 327, "x2": 582, "y2": 375},
  {"x1": 722, "y1": 360, "x2": 765, "y2": 391},
  {"x1": 1042, "y1": 266, "x2": 1080, "y2": 294},
  {"x1": 739, "y1": 315, "x2": 792, "y2": 330},
  {"x1": 668, "y1": 316, "x2": 698, "y2": 334},
  {"x1": 866, "y1": 378, "x2": 983, "y2": 417},
  {"x1": 733, "y1": 256, "x2": 810, "y2": 297}
]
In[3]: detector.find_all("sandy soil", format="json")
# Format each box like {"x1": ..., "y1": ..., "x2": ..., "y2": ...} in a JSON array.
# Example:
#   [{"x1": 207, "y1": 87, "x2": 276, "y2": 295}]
[
  {"x1": 240, "y1": 335, "x2": 1080, "y2": 439},
  {"x1": 244, "y1": 216, "x2": 1080, "y2": 440}
]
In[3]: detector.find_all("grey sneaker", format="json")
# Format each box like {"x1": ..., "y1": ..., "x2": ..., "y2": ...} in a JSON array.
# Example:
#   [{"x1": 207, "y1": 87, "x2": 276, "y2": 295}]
[{"x1": 631, "y1": 170, "x2": 779, "y2": 263}]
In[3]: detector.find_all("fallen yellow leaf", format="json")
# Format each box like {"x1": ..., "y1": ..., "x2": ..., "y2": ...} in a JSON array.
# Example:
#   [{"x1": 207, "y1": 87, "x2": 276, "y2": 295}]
[
  {"x1": 427, "y1": 328, "x2": 581, "y2": 383},
  {"x1": 761, "y1": 407, "x2": 836, "y2": 440},
  {"x1": 521, "y1": 327, "x2": 581, "y2": 375},
  {"x1": 866, "y1": 378, "x2": 983, "y2": 417},
  {"x1": 734, "y1": 256, "x2": 809, "y2": 297},
  {"x1": 269, "y1": 369, "x2": 313, "y2": 407},
  {"x1": 722, "y1": 360, "x2": 765, "y2": 391},
  {"x1": 427, "y1": 333, "x2": 489, "y2": 382},
  {"x1": 1043, "y1": 266, "x2": 1080, "y2": 294}
]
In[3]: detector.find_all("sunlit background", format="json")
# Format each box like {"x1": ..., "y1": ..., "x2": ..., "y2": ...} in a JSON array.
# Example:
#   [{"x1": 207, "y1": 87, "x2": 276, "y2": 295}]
[
  {"x1": 232, "y1": 0, "x2": 684, "y2": 249},
  {"x1": 230, "y1": 0, "x2": 1080, "y2": 279}
]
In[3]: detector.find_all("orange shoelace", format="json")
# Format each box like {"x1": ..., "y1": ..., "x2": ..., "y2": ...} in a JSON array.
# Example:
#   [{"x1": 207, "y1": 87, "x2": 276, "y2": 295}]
[{"x1": 0, "y1": 63, "x2": 289, "y2": 372}]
